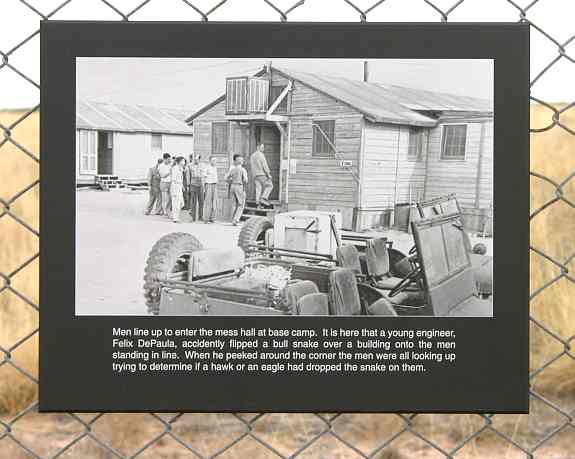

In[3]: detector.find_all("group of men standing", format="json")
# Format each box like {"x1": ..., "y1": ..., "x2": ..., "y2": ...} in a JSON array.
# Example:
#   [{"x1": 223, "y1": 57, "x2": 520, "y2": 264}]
[
  {"x1": 145, "y1": 143, "x2": 273, "y2": 226},
  {"x1": 145, "y1": 153, "x2": 219, "y2": 223}
]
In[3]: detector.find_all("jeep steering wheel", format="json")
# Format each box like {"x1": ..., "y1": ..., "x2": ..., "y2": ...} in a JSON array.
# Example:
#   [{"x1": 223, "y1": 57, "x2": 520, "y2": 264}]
[{"x1": 388, "y1": 265, "x2": 422, "y2": 298}]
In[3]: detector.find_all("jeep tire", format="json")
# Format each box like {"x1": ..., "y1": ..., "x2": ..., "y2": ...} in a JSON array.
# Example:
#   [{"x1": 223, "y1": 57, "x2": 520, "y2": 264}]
[
  {"x1": 143, "y1": 232, "x2": 203, "y2": 315},
  {"x1": 237, "y1": 216, "x2": 273, "y2": 255}
]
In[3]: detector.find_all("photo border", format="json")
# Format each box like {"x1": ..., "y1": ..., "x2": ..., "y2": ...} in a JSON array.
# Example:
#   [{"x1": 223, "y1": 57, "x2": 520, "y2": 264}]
[{"x1": 40, "y1": 21, "x2": 529, "y2": 413}]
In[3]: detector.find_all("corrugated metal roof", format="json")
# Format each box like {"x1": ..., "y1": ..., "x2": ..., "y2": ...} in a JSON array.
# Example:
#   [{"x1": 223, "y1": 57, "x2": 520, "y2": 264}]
[
  {"x1": 185, "y1": 66, "x2": 493, "y2": 126},
  {"x1": 274, "y1": 67, "x2": 492, "y2": 126},
  {"x1": 77, "y1": 100, "x2": 193, "y2": 135},
  {"x1": 374, "y1": 83, "x2": 493, "y2": 112},
  {"x1": 275, "y1": 68, "x2": 435, "y2": 127}
]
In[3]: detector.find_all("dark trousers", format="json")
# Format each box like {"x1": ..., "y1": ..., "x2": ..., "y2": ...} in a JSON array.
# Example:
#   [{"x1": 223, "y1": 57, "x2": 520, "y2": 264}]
[
  {"x1": 145, "y1": 186, "x2": 162, "y2": 214},
  {"x1": 188, "y1": 184, "x2": 204, "y2": 221},
  {"x1": 183, "y1": 185, "x2": 190, "y2": 210}
]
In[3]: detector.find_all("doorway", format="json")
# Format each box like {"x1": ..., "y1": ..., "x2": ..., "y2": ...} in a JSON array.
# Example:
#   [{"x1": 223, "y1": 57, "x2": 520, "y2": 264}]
[
  {"x1": 97, "y1": 131, "x2": 114, "y2": 175},
  {"x1": 230, "y1": 122, "x2": 281, "y2": 202},
  {"x1": 251, "y1": 124, "x2": 280, "y2": 202}
]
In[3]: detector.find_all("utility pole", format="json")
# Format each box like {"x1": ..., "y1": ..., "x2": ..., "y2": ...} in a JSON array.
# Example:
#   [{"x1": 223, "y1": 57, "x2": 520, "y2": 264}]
[{"x1": 363, "y1": 61, "x2": 369, "y2": 82}]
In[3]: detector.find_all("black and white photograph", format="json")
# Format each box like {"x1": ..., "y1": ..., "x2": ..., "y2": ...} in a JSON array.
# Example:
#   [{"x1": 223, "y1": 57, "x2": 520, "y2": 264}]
[{"x1": 75, "y1": 57, "x2": 494, "y2": 318}]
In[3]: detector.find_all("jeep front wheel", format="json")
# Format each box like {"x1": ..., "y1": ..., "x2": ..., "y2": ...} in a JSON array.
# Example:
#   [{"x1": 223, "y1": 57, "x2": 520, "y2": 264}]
[
  {"x1": 237, "y1": 216, "x2": 273, "y2": 256},
  {"x1": 143, "y1": 232, "x2": 203, "y2": 315}
]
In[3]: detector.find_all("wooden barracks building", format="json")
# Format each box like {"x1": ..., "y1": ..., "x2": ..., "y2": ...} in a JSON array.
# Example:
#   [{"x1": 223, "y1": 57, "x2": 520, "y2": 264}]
[
  {"x1": 76, "y1": 100, "x2": 193, "y2": 186},
  {"x1": 187, "y1": 64, "x2": 494, "y2": 231}
]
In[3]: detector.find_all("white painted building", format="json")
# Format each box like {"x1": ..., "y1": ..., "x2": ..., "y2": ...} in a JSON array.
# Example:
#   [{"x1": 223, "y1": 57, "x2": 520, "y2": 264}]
[{"x1": 76, "y1": 100, "x2": 194, "y2": 185}]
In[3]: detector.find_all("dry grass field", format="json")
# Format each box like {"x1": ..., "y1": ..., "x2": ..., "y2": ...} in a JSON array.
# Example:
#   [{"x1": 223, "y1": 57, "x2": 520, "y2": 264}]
[{"x1": 0, "y1": 106, "x2": 573, "y2": 457}]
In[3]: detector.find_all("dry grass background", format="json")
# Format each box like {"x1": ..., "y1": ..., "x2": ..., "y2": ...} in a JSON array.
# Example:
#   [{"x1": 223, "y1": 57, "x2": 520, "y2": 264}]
[
  {"x1": 0, "y1": 106, "x2": 573, "y2": 457},
  {"x1": 0, "y1": 109, "x2": 39, "y2": 416}
]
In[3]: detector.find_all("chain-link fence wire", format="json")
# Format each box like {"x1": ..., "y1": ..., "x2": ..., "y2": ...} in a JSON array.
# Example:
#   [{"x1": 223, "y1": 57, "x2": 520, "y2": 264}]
[{"x1": 1, "y1": 0, "x2": 574, "y2": 457}]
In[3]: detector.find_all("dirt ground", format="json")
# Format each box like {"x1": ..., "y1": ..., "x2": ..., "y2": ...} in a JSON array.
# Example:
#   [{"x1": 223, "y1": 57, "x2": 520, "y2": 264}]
[
  {"x1": 76, "y1": 189, "x2": 243, "y2": 315},
  {"x1": 75, "y1": 189, "x2": 493, "y2": 316}
]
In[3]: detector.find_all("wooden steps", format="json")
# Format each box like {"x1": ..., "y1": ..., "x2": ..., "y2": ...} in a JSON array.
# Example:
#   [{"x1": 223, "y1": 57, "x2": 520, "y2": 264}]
[
  {"x1": 240, "y1": 200, "x2": 279, "y2": 221},
  {"x1": 95, "y1": 175, "x2": 127, "y2": 191}
]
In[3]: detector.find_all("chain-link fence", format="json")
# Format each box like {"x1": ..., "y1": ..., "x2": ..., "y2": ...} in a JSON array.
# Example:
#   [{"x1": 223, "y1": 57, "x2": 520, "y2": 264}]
[{"x1": 1, "y1": 0, "x2": 574, "y2": 457}]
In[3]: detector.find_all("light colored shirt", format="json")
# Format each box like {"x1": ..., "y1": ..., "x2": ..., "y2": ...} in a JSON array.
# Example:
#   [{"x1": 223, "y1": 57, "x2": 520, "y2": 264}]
[
  {"x1": 204, "y1": 164, "x2": 218, "y2": 184},
  {"x1": 171, "y1": 165, "x2": 184, "y2": 185},
  {"x1": 188, "y1": 162, "x2": 204, "y2": 185},
  {"x1": 250, "y1": 150, "x2": 271, "y2": 178},
  {"x1": 157, "y1": 162, "x2": 172, "y2": 183},
  {"x1": 225, "y1": 165, "x2": 248, "y2": 185}
]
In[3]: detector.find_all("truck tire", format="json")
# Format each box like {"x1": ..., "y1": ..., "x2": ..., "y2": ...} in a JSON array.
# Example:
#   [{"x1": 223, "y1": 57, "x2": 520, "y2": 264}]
[
  {"x1": 143, "y1": 232, "x2": 203, "y2": 315},
  {"x1": 237, "y1": 216, "x2": 273, "y2": 255}
]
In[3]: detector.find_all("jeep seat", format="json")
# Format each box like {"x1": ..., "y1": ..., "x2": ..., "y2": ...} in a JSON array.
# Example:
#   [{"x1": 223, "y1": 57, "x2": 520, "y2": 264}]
[
  {"x1": 283, "y1": 280, "x2": 320, "y2": 314},
  {"x1": 297, "y1": 293, "x2": 330, "y2": 315},
  {"x1": 357, "y1": 283, "x2": 426, "y2": 316},
  {"x1": 335, "y1": 245, "x2": 363, "y2": 275},
  {"x1": 365, "y1": 238, "x2": 419, "y2": 291},
  {"x1": 329, "y1": 268, "x2": 397, "y2": 316}
]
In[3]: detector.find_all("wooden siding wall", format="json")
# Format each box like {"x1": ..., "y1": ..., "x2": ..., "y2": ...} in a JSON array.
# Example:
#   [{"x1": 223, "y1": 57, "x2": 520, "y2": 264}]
[
  {"x1": 114, "y1": 132, "x2": 151, "y2": 180},
  {"x1": 163, "y1": 134, "x2": 195, "y2": 159},
  {"x1": 361, "y1": 122, "x2": 427, "y2": 208},
  {"x1": 424, "y1": 119, "x2": 492, "y2": 208},
  {"x1": 270, "y1": 73, "x2": 291, "y2": 114},
  {"x1": 192, "y1": 100, "x2": 236, "y2": 220},
  {"x1": 476, "y1": 120, "x2": 494, "y2": 209},
  {"x1": 361, "y1": 123, "x2": 399, "y2": 209},
  {"x1": 358, "y1": 118, "x2": 492, "y2": 230},
  {"x1": 113, "y1": 132, "x2": 194, "y2": 181},
  {"x1": 283, "y1": 77, "x2": 362, "y2": 229}
]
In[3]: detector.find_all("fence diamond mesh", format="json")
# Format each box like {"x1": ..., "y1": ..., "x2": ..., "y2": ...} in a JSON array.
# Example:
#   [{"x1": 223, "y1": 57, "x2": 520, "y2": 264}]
[{"x1": 1, "y1": 0, "x2": 574, "y2": 457}]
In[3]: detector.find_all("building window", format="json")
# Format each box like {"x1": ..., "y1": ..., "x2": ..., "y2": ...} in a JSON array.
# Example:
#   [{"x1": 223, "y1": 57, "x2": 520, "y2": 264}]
[
  {"x1": 441, "y1": 124, "x2": 467, "y2": 160},
  {"x1": 212, "y1": 122, "x2": 229, "y2": 155},
  {"x1": 226, "y1": 77, "x2": 248, "y2": 114},
  {"x1": 270, "y1": 85, "x2": 288, "y2": 113},
  {"x1": 151, "y1": 133, "x2": 163, "y2": 151},
  {"x1": 408, "y1": 127, "x2": 427, "y2": 161},
  {"x1": 79, "y1": 130, "x2": 97, "y2": 174},
  {"x1": 312, "y1": 120, "x2": 335, "y2": 157},
  {"x1": 248, "y1": 78, "x2": 269, "y2": 113}
]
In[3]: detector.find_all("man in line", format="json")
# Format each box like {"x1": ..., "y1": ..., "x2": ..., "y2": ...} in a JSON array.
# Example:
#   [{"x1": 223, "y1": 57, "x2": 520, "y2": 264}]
[
  {"x1": 225, "y1": 154, "x2": 248, "y2": 226},
  {"x1": 157, "y1": 153, "x2": 172, "y2": 217},
  {"x1": 145, "y1": 158, "x2": 163, "y2": 215},
  {"x1": 203, "y1": 156, "x2": 219, "y2": 224},
  {"x1": 250, "y1": 143, "x2": 273, "y2": 208},
  {"x1": 170, "y1": 156, "x2": 185, "y2": 223},
  {"x1": 187, "y1": 154, "x2": 204, "y2": 222},
  {"x1": 181, "y1": 157, "x2": 189, "y2": 210}
]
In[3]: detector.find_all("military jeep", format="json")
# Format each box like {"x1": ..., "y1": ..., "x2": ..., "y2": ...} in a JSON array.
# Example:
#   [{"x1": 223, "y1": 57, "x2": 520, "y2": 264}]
[{"x1": 143, "y1": 211, "x2": 492, "y2": 317}]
